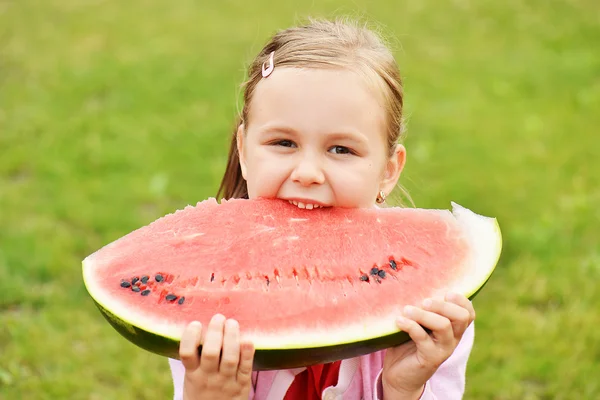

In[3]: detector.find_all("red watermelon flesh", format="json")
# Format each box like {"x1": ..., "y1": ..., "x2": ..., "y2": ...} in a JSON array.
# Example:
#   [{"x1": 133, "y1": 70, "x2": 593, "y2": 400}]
[{"x1": 82, "y1": 198, "x2": 501, "y2": 369}]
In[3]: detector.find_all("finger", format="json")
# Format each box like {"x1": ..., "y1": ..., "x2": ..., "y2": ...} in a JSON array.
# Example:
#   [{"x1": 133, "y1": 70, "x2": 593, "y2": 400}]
[
  {"x1": 219, "y1": 319, "x2": 241, "y2": 376},
  {"x1": 200, "y1": 314, "x2": 227, "y2": 373},
  {"x1": 422, "y1": 298, "x2": 472, "y2": 338},
  {"x1": 445, "y1": 292, "x2": 476, "y2": 321},
  {"x1": 396, "y1": 312, "x2": 434, "y2": 352},
  {"x1": 237, "y1": 341, "x2": 255, "y2": 384},
  {"x1": 402, "y1": 305, "x2": 454, "y2": 347},
  {"x1": 179, "y1": 321, "x2": 202, "y2": 371}
]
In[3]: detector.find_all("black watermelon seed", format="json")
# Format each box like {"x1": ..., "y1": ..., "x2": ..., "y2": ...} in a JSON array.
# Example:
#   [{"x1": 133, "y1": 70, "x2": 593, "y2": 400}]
[
  {"x1": 132, "y1": 286, "x2": 141, "y2": 292},
  {"x1": 378, "y1": 269, "x2": 386, "y2": 279},
  {"x1": 389, "y1": 259, "x2": 397, "y2": 270},
  {"x1": 120, "y1": 281, "x2": 131, "y2": 288},
  {"x1": 178, "y1": 297, "x2": 185, "y2": 305},
  {"x1": 141, "y1": 275, "x2": 149, "y2": 284},
  {"x1": 141, "y1": 289, "x2": 151, "y2": 296},
  {"x1": 370, "y1": 267, "x2": 379, "y2": 275},
  {"x1": 165, "y1": 294, "x2": 177, "y2": 301},
  {"x1": 131, "y1": 277, "x2": 140, "y2": 285},
  {"x1": 155, "y1": 274, "x2": 164, "y2": 282},
  {"x1": 359, "y1": 275, "x2": 369, "y2": 282}
]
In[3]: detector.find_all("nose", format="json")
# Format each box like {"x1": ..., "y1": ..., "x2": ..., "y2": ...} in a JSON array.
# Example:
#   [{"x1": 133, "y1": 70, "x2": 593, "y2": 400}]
[{"x1": 290, "y1": 153, "x2": 325, "y2": 187}]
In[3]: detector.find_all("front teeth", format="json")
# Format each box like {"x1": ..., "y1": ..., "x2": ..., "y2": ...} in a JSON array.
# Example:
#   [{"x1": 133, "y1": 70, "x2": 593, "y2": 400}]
[{"x1": 288, "y1": 200, "x2": 321, "y2": 209}]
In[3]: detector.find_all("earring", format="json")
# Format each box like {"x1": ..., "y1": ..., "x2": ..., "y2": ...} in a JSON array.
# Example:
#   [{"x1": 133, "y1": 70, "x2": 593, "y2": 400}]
[{"x1": 376, "y1": 190, "x2": 386, "y2": 204}]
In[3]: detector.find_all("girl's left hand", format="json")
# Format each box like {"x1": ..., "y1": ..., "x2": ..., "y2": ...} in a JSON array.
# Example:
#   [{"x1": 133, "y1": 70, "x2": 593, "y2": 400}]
[{"x1": 382, "y1": 292, "x2": 476, "y2": 399}]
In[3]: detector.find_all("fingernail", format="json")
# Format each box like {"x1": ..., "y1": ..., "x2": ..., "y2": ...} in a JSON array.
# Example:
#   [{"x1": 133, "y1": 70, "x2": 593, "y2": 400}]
[
  {"x1": 190, "y1": 321, "x2": 201, "y2": 328},
  {"x1": 404, "y1": 305, "x2": 416, "y2": 317},
  {"x1": 423, "y1": 298, "x2": 432, "y2": 308},
  {"x1": 226, "y1": 319, "x2": 239, "y2": 328},
  {"x1": 396, "y1": 316, "x2": 408, "y2": 325},
  {"x1": 447, "y1": 292, "x2": 460, "y2": 300}
]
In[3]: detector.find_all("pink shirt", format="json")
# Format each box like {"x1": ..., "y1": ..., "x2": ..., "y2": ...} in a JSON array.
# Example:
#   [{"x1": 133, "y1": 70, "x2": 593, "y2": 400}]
[{"x1": 169, "y1": 323, "x2": 474, "y2": 399}]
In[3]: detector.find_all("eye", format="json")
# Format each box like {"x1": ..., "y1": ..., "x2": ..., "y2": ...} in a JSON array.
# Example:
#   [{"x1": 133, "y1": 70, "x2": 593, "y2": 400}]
[
  {"x1": 273, "y1": 139, "x2": 296, "y2": 148},
  {"x1": 329, "y1": 145, "x2": 354, "y2": 155}
]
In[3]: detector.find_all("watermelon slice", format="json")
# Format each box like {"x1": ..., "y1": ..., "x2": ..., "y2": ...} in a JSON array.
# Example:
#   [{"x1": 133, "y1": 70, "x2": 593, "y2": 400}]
[{"x1": 82, "y1": 198, "x2": 501, "y2": 370}]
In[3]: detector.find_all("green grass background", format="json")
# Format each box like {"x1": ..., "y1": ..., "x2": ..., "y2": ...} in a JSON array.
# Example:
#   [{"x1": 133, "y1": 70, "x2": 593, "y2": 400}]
[{"x1": 1, "y1": 0, "x2": 599, "y2": 398}]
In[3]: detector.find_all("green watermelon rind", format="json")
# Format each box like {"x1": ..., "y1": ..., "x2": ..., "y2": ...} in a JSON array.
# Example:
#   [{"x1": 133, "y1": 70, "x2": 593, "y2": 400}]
[
  {"x1": 83, "y1": 202, "x2": 501, "y2": 371},
  {"x1": 93, "y1": 299, "x2": 414, "y2": 370}
]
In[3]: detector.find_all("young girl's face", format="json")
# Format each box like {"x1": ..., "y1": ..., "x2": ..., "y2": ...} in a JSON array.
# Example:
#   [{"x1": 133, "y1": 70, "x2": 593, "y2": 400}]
[{"x1": 237, "y1": 67, "x2": 405, "y2": 209}]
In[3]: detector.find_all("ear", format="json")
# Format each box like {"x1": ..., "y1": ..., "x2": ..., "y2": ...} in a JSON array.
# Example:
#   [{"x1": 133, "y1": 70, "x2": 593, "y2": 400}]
[
  {"x1": 380, "y1": 144, "x2": 406, "y2": 196},
  {"x1": 236, "y1": 123, "x2": 248, "y2": 180}
]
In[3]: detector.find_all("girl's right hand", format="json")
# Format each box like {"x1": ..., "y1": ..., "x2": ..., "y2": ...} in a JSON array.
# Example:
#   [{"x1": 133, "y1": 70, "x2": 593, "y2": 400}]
[{"x1": 179, "y1": 314, "x2": 255, "y2": 400}]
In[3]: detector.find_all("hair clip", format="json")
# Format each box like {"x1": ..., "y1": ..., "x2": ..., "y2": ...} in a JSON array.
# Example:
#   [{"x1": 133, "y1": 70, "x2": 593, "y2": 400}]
[{"x1": 261, "y1": 51, "x2": 275, "y2": 78}]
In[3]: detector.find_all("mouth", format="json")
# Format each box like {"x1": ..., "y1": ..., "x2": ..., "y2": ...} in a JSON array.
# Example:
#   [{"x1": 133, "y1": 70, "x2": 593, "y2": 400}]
[{"x1": 284, "y1": 199, "x2": 329, "y2": 210}]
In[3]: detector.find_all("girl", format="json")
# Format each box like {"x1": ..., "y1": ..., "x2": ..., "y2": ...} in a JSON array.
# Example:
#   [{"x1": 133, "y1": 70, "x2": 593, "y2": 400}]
[{"x1": 169, "y1": 18, "x2": 476, "y2": 400}]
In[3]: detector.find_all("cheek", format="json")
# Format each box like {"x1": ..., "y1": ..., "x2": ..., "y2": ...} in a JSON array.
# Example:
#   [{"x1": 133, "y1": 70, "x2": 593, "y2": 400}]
[
  {"x1": 328, "y1": 161, "x2": 382, "y2": 204},
  {"x1": 245, "y1": 149, "x2": 291, "y2": 197}
]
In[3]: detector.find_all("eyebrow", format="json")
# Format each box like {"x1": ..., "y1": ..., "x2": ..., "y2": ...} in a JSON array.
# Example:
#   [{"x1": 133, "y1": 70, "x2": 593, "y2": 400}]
[
  {"x1": 259, "y1": 124, "x2": 369, "y2": 144},
  {"x1": 260, "y1": 125, "x2": 298, "y2": 136}
]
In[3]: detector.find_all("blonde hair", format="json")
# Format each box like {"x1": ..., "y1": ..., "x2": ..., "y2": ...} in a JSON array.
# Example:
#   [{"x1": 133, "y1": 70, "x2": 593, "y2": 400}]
[{"x1": 217, "y1": 18, "x2": 410, "y2": 204}]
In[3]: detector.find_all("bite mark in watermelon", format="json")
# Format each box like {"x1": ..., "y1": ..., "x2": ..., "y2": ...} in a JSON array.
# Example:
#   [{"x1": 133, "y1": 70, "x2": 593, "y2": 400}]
[{"x1": 82, "y1": 198, "x2": 501, "y2": 370}]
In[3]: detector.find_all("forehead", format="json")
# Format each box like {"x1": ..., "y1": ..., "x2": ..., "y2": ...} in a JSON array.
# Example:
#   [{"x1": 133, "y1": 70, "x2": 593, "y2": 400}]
[{"x1": 247, "y1": 67, "x2": 387, "y2": 139}]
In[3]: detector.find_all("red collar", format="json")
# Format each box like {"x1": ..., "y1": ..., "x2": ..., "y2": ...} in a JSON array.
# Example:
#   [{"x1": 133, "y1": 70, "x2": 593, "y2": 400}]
[{"x1": 284, "y1": 361, "x2": 342, "y2": 400}]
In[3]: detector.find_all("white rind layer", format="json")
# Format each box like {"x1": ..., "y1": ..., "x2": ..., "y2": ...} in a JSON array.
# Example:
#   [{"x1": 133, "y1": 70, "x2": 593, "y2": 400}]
[
  {"x1": 82, "y1": 203, "x2": 501, "y2": 349},
  {"x1": 448, "y1": 202, "x2": 502, "y2": 297}
]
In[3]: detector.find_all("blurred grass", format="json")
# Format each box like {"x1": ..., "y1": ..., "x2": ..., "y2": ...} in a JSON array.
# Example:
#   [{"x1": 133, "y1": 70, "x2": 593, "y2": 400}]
[{"x1": 1, "y1": 0, "x2": 599, "y2": 399}]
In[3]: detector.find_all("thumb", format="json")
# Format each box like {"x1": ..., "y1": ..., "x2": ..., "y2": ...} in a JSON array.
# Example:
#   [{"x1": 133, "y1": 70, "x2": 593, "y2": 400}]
[{"x1": 179, "y1": 321, "x2": 203, "y2": 371}]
